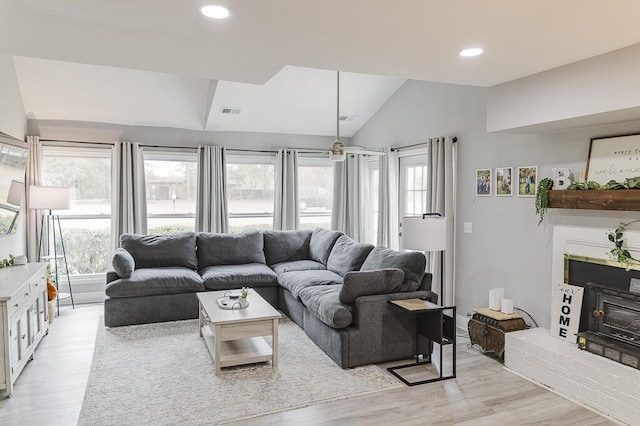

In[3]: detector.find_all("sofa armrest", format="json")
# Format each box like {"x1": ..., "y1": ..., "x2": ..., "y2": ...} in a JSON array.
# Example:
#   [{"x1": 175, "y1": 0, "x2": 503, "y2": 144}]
[
  {"x1": 350, "y1": 290, "x2": 436, "y2": 328},
  {"x1": 340, "y1": 268, "x2": 405, "y2": 303},
  {"x1": 106, "y1": 266, "x2": 120, "y2": 284},
  {"x1": 345, "y1": 290, "x2": 437, "y2": 367}
]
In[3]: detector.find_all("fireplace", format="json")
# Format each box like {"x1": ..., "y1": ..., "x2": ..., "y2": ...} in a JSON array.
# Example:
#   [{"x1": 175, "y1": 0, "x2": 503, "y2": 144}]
[{"x1": 565, "y1": 256, "x2": 640, "y2": 370}]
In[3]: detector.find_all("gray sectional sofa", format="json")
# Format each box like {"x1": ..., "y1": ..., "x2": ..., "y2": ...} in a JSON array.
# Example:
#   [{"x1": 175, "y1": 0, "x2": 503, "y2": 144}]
[{"x1": 105, "y1": 229, "x2": 435, "y2": 368}]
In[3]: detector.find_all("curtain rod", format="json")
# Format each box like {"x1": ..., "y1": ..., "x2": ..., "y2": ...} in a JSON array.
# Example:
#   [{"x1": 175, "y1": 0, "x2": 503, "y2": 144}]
[
  {"x1": 41, "y1": 139, "x2": 114, "y2": 146},
  {"x1": 391, "y1": 136, "x2": 458, "y2": 151},
  {"x1": 42, "y1": 140, "x2": 330, "y2": 155}
]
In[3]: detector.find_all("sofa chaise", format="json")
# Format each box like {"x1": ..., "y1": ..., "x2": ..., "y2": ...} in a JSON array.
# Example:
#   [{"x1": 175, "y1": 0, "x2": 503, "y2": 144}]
[{"x1": 105, "y1": 229, "x2": 435, "y2": 368}]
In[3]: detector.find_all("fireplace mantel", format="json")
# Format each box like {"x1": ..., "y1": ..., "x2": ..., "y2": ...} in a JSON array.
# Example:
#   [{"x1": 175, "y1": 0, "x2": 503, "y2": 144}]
[{"x1": 548, "y1": 189, "x2": 640, "y2": 211}]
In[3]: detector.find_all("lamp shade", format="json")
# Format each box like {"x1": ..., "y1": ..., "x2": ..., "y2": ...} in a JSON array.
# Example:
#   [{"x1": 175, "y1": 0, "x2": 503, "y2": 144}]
[
  {"x1": 29, "y1": 185, "x2": 71, "y2": 210},
  {"x1": 402, "y1": 216, "x2": 447, "y2": 251},
  {"x1": 6, "y1": 180, "x2": 24, "y2": 206}
]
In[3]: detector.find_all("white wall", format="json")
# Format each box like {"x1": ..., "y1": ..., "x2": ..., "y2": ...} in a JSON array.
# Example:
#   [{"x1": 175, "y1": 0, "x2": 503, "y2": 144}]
[
  {"x1": 0, "y1": 55, "x2": 26, "y2": 259},
  {"x1": 28, "y1": 120, "x2": 343, "y2": 150},
  {"x1": 488, "y1": 43, "x2": 640, "y2": 133},
  {"x1": 352, "y1": 79, "x2": 640, "y2": 328}
]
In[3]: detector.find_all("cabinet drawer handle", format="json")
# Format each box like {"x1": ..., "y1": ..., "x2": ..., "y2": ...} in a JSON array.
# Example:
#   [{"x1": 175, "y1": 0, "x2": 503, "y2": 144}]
[
  {"x1": 34, "y1": 283, "x2": 39, "y2": 287},
  {"x1": 14, "y1": 303, "x2": 19, "y2": 308},
  {"x1": 21, "y1": 334, "x2": 26, "y2": 339}
]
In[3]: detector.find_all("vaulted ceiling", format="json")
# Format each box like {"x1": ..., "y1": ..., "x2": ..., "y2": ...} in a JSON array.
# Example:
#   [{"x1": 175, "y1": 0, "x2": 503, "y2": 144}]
[{"x1": 3, "y1": 1, "x2": 640, "y2": 136}]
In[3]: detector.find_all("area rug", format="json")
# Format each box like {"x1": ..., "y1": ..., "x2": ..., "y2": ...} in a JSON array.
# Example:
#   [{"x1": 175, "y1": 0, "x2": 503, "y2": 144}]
[{"x1": 78, "y1": 317, "x2": 401, "y2": 425}]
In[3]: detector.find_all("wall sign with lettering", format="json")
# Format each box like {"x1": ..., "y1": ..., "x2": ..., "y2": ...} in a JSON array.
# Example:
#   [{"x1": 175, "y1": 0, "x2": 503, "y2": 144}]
[
  {"x1": 549, "y1": 283, "x2": 584, "y2": 342},
  {"x1": 586, "y1": 133, "x2": 640, "y2": 185}
]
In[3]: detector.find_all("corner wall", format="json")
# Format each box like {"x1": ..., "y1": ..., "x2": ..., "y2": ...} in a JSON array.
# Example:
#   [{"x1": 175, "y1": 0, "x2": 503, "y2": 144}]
[{"x1": 352, "y1": 79, "x2": 640, "y2": 328}]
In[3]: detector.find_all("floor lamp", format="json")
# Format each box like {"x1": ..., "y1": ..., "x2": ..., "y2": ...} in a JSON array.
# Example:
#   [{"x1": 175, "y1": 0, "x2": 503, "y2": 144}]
[
  {"x1": 29, "y1": 185, "x2": 75, "y2": 314},
  {"x1": 402, "y1": 213, "x2": 447, "y2": 306},
  {"x1": 5, "y1": 180, "x2": 24, "y2": 234}
]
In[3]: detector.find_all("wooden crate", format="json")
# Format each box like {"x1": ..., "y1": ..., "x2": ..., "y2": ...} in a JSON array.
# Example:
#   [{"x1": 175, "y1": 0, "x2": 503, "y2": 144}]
[{"x1": 468, "y1": 308, "x2": 528, "y2": 359}]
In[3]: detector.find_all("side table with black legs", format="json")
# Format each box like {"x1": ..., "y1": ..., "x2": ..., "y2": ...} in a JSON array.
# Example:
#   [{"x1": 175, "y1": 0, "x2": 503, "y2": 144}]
[{"x1": 387, "y1": 299, "x2": 456, "y2": 386}]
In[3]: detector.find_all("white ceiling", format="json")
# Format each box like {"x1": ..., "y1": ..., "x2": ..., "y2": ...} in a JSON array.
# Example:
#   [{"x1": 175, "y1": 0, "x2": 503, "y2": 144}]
[{"x1": 4, "y1": 0, "x2": 640, "y2": 136}]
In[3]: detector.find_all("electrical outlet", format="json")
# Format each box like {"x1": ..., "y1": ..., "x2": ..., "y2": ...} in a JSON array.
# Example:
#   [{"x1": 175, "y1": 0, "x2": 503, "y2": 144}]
[
  {"x1": 630, "y1": 278, "x2": 640, "y2": 294},
  {"x1": 464, "y1": 222, "x2": 472, "y2": 233}
]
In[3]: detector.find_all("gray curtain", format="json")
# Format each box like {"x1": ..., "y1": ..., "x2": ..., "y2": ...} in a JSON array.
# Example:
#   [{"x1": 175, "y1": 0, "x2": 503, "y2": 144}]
[
  {"x1": 331, "y1": 153, "x2": 369, "y2": 241},
  {"x1": 426, "y1": 136, "x2": 457, "y2": 306},
  {"x1": 273, "y1": 149, "x2": 299, "y2": 230},
  {"x1": 111, "y1": 141, "x2": 147, "y2": 250},
  {"x1": 196, "y1": 145, "x2": 228, "y2": 233},
  {"x1": 25, "y1": 135, "x2": 44, "y2": 262},
  {"x1": 377, "y1": 147, "x2": 399, "y2": 250}
]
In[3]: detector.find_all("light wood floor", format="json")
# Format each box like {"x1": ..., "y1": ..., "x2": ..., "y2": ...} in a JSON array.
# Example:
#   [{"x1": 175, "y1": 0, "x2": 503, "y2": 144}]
[{"x1": 0, "y1": 304, "x2": 614, "y2": 425}]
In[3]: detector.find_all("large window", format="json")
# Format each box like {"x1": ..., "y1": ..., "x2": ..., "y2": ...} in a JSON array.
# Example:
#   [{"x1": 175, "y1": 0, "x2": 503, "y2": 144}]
[
  {"x1": 298, "y1": 157, "x2": 334, "y2": 230},
  {"x1": 42, "y1": 146, "x2": 112, "y2": 276},
  {"x1": 226, "y1": 155, "x2": 275, "y2": 233},
  {"x1": 399, "y1": 151, "x2": 428, "y2": 246},
  {"x1": 144, "y1": 150, "x2": 197, "y2": 234}
]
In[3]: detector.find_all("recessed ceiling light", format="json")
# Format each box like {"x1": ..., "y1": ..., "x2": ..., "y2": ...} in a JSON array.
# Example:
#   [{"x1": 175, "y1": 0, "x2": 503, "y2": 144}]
[
  {"x1": 460, "y1": 48, "x2": 483, "y2": 57},
  {"x1": 201, "y1": 5, "x2": 229, "y2": 19}
]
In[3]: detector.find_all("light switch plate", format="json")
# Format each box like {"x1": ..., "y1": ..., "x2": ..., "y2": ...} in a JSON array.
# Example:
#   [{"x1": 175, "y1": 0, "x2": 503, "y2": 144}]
[
  {"x1": 463, "y1": 222, "x2": 472, "y2": 234},
  {"x1": 630, "y1": 278, "x2": 640, "y2": 294}
]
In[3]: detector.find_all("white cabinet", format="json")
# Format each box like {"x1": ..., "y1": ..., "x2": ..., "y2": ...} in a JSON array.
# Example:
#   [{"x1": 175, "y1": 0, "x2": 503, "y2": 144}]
[{"x1": 0, "y1": 263, "x2": 48, "y2": 397}]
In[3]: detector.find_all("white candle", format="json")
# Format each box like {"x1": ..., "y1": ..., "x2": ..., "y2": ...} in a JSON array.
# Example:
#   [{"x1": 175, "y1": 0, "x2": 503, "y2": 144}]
[{"x1": 501, "y1": 298, "x2": 514, "y2": 314}]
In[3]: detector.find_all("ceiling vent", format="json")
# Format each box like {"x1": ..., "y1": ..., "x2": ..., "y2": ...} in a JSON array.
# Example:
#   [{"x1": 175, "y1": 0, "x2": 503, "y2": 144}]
[
  {"x1": 339, "y1": 115, "x2": 358, "y2": 122},
  {"x1": 220, "y1": 107, "x2": 242, "y2": 115}
]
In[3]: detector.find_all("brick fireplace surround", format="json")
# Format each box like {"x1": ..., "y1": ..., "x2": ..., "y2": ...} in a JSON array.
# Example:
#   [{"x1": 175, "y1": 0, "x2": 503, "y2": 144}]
[{"x1": 504, "y1": 225, "x2": 640, "y2": 425}]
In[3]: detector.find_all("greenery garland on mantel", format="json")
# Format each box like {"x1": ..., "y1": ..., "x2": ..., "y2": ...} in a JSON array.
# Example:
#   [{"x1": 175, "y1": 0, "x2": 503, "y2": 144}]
[
  {"x1": 536, "y1": 176, "x2": 640, "y2": 226},
  {"x1": 535, "y1": 175, "x2": 640, "y2": 266}
]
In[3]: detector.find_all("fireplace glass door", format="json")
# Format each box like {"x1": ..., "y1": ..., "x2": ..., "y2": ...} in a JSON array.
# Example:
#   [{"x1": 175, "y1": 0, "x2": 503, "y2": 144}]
[{"x1": 597, "y1": 294, "x2": 640, "y2": 348}]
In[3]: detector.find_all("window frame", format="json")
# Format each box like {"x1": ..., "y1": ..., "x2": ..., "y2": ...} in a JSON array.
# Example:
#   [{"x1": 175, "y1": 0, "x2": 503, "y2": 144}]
[
  {"x1": 226, "y1": 152, "x2": 277, "y2": 229},
  {"x1": 143, "y1": 148, "x2": 198, "y2": 231}
]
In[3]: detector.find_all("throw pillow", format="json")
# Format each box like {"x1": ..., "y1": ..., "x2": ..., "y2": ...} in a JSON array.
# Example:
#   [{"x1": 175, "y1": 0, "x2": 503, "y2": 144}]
[
  {"x1": 326, "y1": 235, "x2": 374, "y2": 276},
  {"x1": 112, "y1": 247, "x2": 135, "y2": 278},
  {"x1": 196, "y1": 231, "x2": 266, "y2": 268},
  {"x1": 120, "y1": 232, "x2": 198, "y2": 269},
  {"x1": 339, "y1": 268, "x2": 405, "y2": 304},
  {"x1": 360, "y1": 246, "x2": 426, "y2": 292},
  {"x1": 309, "y1": 228, "x2": 343, "y2": 265}
]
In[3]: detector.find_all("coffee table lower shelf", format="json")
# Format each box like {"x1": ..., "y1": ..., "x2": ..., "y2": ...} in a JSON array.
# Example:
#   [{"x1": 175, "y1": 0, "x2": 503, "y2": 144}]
[{"x1": 201, "y1": 326, "x2": 274, "y2": 369}]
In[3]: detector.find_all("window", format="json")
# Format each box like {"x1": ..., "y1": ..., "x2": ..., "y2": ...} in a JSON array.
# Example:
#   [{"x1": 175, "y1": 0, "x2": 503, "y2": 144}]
[
  {"x1": 399, "y1": 151, "x2": 428, "y2": 246},
  {"x1": 144, "y1": 150, "x2": 197, "y2": 234},
  {"x1": 42, "y1": 146, "x2": 112, "y2": 276},
  {"x1": 226, "y1": 154, "x2": 275, "y2": 233},
  {"x1": 298, "y1": 157, "x2": 334, "y2": 230}
]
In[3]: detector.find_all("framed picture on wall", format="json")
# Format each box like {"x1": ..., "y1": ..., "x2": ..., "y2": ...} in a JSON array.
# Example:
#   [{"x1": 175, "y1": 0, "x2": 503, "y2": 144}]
[
  {"x1": 495, "y1": 167, "x2": 513, "y2": 196},
  {"x1": 517, "y1": 166, "x2": 537, "y2": 197},
  {"x1": 586, "y1": 133, "x2": 640, "y2": 185},
  {"x1": 475, "y1": 168, "x2": 492, "y2": 196}
]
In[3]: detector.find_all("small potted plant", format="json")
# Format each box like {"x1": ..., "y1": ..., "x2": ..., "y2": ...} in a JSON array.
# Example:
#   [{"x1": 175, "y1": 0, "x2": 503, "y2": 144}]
[{"x1": 238, "y1": 287, "x2": 250, "y2": 308}]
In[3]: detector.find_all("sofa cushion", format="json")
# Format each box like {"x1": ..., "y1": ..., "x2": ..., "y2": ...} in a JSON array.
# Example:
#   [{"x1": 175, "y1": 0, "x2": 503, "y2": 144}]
[
  {"x1": 105, "y1": 267, "x2": 204, "y2": 298},
  {"x1": 361, "y1": 246, "x2": 426, "y2": 292},
  {"x1": 339, "y1": 269, "x2": 405, "y2": 304},
  {"x1": 112, "y1": 248, "x2": 135, "y2": 278},
  {"x1": 309, "y1": 229, "x2": 343, "y2": 265},
  {"x1": 120, "y1": 233, "x2": 198, "y2": 270},
  {"x1": 200, "y1": 263, "x2": 278, "y2": 290},
  {"x1": 271, "y1": 260, "x2": 326, "y2": 275},
  {"x1": 326, "y1": 235, "x2": 374, "y2": 277},
  {"x1": 197, "y1": 232, "x2": 266, "y2": 268},
  {"x1": 263, "y1": 230, "x2": 312, "y2": 265},
  {"x1": 298, "y1": 284, "x2": 352, "y2": 329},
  {"x1": 277, "y1": 269, "x2": 343, "y2": 299}
]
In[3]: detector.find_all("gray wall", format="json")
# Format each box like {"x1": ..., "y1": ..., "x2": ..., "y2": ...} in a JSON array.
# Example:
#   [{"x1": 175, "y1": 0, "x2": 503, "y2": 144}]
[
  {"x1": 0, "y1": 54, "x2": 26, "y2": 259},
  {"x1": 352, "y1": 79, "x2": 640, "y2": 328}
]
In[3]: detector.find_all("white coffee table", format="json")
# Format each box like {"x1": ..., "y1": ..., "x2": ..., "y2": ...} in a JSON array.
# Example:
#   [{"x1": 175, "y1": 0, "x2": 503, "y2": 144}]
[{"x1": 197, "y1": 290, "x2": 281, "y2": 375}]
